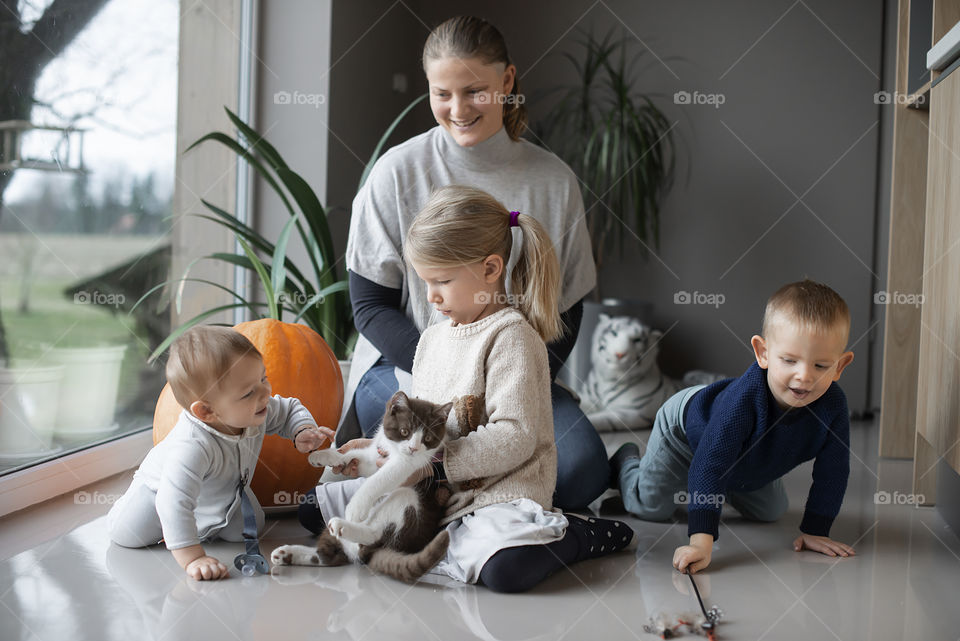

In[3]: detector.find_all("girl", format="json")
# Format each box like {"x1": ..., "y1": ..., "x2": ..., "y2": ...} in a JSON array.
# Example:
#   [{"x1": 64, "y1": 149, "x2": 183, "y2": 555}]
[
  {"x1": 308, "y1": 186, "x2": 634, "y2": 593},
  {"x1": 335, "y1": 15, "x2": 608, "y2": 514}
]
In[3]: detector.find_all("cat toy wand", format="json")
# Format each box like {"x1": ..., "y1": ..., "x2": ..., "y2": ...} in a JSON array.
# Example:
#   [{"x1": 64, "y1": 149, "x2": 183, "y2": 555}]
[{"x1": 686, "y1": 571, "x2": 721, "y2": 640}]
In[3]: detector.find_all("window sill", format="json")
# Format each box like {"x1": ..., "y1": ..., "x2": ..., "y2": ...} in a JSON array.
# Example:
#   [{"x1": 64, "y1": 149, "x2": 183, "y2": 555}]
[{"x1": 0, "y1": 429, "x2": 153, "y2": 518}]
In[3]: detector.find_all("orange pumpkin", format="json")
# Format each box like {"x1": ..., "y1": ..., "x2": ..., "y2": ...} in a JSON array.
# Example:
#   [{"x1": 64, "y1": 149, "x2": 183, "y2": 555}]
[{"x1": 152, "y1": 319, "x2": 343, "y2": 508}]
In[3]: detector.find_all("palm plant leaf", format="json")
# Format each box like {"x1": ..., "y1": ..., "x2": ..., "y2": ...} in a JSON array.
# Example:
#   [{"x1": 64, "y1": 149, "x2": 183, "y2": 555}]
[{"x1": 535, "y1": 26, "x2": 677, "y2": 271}]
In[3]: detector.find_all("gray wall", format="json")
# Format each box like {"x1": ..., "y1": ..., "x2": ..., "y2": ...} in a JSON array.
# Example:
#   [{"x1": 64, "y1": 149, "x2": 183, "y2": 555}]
[
  {"x1": 257, "y1": 0, "x2": 895, "y2": 415},
  {"x1": 253, "y1": 0, "x2": 332, "y2": 295},
  {"x1": 325, "y1": 1, "x2": 435, "y2": 264}
]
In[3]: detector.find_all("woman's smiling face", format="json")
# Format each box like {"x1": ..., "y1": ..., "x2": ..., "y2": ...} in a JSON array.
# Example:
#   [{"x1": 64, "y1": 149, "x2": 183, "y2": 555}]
[{"x1": 425, "y1": 56, "x2": 515, "y2": 147}]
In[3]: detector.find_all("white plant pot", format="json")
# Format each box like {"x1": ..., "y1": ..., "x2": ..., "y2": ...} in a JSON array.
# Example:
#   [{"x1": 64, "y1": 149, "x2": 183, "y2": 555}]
[
  {"x1": 0, "y1": 362, "x2": 65, "y2": 456},
  {"x1": 49, "y1": 345, "x2": 127, "y2": 439}
]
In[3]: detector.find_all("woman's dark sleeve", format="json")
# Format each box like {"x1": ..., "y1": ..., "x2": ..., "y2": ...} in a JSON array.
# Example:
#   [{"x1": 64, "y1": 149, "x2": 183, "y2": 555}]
[
  {"x1": 349, "y1": 270, "x2": 420, "y2": 373},
  {"x1": 546, "y1": 298, "x2": 584, "y2": 381}
]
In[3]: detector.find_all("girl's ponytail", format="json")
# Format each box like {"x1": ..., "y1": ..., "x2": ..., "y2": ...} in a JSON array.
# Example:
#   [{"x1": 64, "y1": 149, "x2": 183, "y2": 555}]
[{"x1": 511, "y1": 213, "x2": 563, "y2": 343}]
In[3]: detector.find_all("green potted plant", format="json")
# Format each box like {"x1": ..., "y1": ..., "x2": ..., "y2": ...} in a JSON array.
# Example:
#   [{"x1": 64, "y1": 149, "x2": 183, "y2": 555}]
[
  {"x1": 533, "y1": 27, "x2": 679, "y2": 386},
  {"x1": 535, "y1": 28, "x2": 677, "y2": 272},
  {"x1": 138, "y1": 97, "x2": 426, "y2": 371}
]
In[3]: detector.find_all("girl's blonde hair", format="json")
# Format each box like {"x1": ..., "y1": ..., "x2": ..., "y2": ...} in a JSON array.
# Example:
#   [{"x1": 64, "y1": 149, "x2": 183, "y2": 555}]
[
  {"x1": 166, "y1": 326, "x2": 261, "y2": 409},
  {"x1": 405, "y1": 185, "x2": 563, "y2": 343},
  {"x1": 422, "y1": 16, "x2": 527, "y2": 141}
]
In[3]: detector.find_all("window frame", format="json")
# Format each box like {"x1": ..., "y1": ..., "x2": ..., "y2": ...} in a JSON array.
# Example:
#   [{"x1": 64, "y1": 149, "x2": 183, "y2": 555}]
[{"x1": 0, "y1": 0, "x2": 254, "y2": 517}]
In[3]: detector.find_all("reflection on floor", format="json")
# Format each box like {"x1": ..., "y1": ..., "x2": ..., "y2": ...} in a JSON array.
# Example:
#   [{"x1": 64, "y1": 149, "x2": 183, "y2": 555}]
[{"x1": 1, "y1": 418, "x2": 959, "y2": 641}]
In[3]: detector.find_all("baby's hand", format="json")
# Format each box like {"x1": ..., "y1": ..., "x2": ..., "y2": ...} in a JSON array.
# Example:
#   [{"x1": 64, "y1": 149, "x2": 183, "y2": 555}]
[
  {"x1": 792, "y1": 533, "x2": 855, "y2": 558},
  {"x1": 295, "y1": 425, "x2": 335, "y2": 453},
  {"x1": 185, "y1": 555, "x2": 229, "y2": 581}
]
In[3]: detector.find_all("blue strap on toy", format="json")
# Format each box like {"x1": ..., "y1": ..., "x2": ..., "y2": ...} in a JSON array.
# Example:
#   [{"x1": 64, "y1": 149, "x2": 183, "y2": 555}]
[{"x1": 233, "y1": 474, "x2": 268, "y2": 576}]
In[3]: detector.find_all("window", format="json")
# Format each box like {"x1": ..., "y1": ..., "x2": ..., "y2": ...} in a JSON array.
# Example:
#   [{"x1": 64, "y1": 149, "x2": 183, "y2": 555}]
[{"x1": 0, "y1": 0, "x2": 179, "y2": 475}]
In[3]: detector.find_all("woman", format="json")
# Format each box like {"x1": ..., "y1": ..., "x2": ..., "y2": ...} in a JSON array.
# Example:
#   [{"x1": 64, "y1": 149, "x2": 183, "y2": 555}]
[{"x1": 338, "y1": 15, "x2": 608, "y2": 510}]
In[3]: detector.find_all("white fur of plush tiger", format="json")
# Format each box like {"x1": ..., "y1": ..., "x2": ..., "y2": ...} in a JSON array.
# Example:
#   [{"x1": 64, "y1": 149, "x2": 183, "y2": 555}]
[
  {"x1": 578, "y1": 315, "x2": 726, "y2": 432},
  {"x1": 579, "y1": 314, "x2": 678, "y2": 432}
]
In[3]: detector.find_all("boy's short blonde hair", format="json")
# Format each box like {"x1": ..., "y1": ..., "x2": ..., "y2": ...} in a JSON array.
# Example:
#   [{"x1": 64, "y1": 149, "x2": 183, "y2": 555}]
[
  {"x1": 165, "y1": 326, "x2": 261, "y2": 409},
  {"x1": 762, "y1": 279, "x2": 850, "y2": 343}
]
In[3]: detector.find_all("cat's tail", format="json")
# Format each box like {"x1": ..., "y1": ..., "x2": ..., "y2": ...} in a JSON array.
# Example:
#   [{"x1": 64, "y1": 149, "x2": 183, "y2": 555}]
[{"x1": 365, "y1": 529, "x2": 450, "y2": 584}]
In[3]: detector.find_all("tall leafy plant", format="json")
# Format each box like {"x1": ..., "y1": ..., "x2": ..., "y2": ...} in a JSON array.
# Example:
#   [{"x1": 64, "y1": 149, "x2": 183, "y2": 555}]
[
  {"x1": 536, "y1": 29, "x2": 677, "y2": 276},
  {"x1": 139, "y1": 95, "x2": 427, "y2": 361}
]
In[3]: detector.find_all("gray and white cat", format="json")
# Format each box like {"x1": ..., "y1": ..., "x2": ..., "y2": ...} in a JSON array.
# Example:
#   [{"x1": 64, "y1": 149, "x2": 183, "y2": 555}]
[{"x1": 271, "y1": 391, "x2": 453, "y2": 583}]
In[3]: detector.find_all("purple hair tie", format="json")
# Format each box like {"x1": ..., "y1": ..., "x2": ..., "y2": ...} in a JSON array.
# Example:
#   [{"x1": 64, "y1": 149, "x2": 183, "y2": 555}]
[{"x1": 509, "y1": 211, "x2": 521, "y2": 227}]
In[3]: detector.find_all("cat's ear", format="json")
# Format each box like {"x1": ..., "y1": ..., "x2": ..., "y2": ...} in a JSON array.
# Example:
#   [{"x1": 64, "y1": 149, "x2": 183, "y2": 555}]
[
  {"x1": 436, "y1": 401, "x2": 454, "y2": 418},
  {"x1": 599, "y1": 313, "x2": 611, "y2": 323},
  {"x1": 387, "y1": 391, "x2": 410, "y2": 415}
]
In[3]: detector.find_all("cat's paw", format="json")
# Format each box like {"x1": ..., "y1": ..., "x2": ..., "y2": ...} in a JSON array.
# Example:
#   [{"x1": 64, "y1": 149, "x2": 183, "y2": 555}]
[
  {"x1": 271, "y1": 544, "x2": 324, "y2": 569},
  {"x1": 271, "y1": 545, "x2": 294, "y2": 566},
  {"x1": 308, "y1": 449, "x2": 340, "y2": 468},
  {"x1": 327, "y1": 517, "x2": 346, "y2": 539}
]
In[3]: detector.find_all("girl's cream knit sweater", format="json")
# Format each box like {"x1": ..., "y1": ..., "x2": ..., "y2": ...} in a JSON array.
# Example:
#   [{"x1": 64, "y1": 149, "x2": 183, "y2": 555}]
[{"x1": 411, "y1": 306, "x2": 557, "y2": 525}]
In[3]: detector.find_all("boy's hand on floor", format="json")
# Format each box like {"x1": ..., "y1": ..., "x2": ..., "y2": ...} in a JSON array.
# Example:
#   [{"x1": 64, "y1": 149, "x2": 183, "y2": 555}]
[
  {"x1": 185, "y1": 555, "x2": 229, "y2": 580},
  {"x1": 673, "y1": 533, "x2": 713, "y2": 574},
  {"x1": 793, "y1": 533, "x2": 855, "y2": 557}
]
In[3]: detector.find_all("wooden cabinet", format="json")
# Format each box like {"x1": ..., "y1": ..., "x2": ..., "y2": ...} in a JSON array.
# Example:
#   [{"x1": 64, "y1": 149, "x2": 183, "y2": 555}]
[
  {"x1": 914, "y1": 66, "x2": 960, "y2": 500},
  {"x1": 881, "y1": 0, "x2": 960, "y2": 504}
]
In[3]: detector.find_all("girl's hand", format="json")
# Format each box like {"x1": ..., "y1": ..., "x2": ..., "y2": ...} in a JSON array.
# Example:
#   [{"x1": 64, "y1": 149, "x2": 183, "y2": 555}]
[
  {"x1": 185, "y1": 555, "x2": 229, "y2": 581},
  {"x1": 673, "y1": 533, "x2": 713, "y2": 574},
  {"x1": 792, "y1": 533, "x2": 855, "y2": 557},
  {"x1": 331, "y1": 438, "x2": 387, "y2": 477},
  {"x1": 294, "y1": 425, "x2": 335, "y2": 453}
]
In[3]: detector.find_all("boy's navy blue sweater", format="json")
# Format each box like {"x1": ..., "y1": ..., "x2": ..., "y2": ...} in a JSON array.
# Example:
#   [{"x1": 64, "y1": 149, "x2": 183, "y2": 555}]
[{"x1": 683, "y1": 363, "x2": 849, "y2": 540}]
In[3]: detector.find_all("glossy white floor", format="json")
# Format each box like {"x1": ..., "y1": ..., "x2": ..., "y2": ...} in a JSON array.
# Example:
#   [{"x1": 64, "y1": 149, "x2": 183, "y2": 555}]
[{"x1": 1, "y1": 418, "x2": 958, "y2": 641}]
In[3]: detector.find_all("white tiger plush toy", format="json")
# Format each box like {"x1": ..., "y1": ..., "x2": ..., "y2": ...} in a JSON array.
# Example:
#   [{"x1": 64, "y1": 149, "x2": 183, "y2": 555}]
[{"x1": 579, "y1": 314, "x2": 725, "y2": 432}]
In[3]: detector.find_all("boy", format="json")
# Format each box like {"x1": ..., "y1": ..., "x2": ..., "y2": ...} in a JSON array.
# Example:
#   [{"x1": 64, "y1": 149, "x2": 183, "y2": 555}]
[
  {"x1": 611, "y1": 279, "x2": 856, "y2": 573},
  {"x1": 108, "y1": 326, "x2": 332, "y2": 580}
]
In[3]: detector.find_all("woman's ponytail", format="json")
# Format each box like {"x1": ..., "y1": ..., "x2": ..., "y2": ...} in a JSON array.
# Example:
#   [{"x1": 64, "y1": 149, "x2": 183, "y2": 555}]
[{"x1": 502, "y1": 75, "x2": 528, "y2": 141}]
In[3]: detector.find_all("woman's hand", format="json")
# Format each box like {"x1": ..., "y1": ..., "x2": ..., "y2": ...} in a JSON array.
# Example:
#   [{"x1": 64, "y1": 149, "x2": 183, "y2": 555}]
[
  {"x1": 294, "y1": 425, "x2": 335, "y2": 453},
  {"x1": 331, "y1": 438, "x2": 387, "y2": 477}
]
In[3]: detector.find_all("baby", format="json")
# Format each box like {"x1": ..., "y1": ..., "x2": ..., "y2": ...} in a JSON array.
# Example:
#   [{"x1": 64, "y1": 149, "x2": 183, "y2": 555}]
[
  {"x1": 108, "y1": 326, "x2": 330, "y2": 580},
  {"x1": 611, "y1": 279, "x2": 856, "y2": 573}
]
